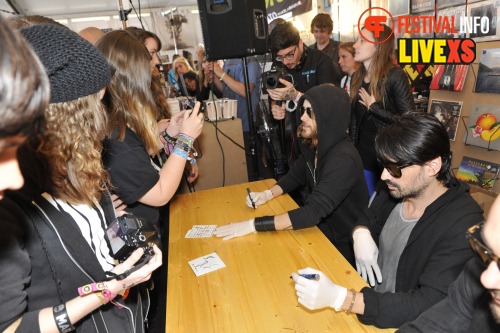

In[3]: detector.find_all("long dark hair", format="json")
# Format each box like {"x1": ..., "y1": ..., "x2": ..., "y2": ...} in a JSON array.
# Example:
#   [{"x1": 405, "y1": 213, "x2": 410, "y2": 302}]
[{"x1": 375, "y1": 112, "x2": 452, "y2": 186}]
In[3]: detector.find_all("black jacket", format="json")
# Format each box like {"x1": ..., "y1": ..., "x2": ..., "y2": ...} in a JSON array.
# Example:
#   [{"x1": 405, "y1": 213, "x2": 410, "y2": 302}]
[
  {"x1": 356, "y1": 179, "x2": 483, "y2": 328},
  {"x1": 309, "y1": 39, "x2": 343, "y2": 86},
  {"x1": 398, "y1": 257, "x2": 500, "y2": 333},
  {"x1": 350, "y1": 66, "x2": 416, "y2": 148},
  {"x1": 0, "y1": 145, "x2": 146, "y2": 333},
  {"x1": 277, "y1": 84, "x2": 369, "y2": 264}
]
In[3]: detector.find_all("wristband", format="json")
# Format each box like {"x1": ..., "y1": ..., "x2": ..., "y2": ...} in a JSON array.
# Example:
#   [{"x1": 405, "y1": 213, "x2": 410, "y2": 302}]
[
  {"x1": 78, "y1": 282, "x2": 107, "y2": 296},
  {"x1": 53, "y1": 303, "x2": 75, "y2": 333},
  {"x1": 162, "y1": 130, "x2": 177, "y2": 144},
  {"x1": 219, "y1": 72, "x2": 226, "y2": 81},
  {"x1": 254, "y1": 216, "x2": 276, "y2": 232},
  {"x1": 346, "y1": 289, "x2": 356, "y2": 314}
]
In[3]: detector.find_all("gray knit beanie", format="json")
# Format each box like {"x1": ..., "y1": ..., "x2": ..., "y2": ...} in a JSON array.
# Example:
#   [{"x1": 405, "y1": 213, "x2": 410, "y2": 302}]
[{"x1": 20, "y1": 24, "x2": 111, "y2": 104}]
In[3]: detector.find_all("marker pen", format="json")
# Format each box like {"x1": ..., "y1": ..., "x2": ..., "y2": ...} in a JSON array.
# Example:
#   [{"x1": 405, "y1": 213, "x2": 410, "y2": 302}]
[{"x1": 290, "y1": 273, "x2": 320, "y2": 281}]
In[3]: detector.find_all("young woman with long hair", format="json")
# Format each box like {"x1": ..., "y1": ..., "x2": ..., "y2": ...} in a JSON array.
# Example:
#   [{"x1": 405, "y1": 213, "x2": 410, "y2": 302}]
[{"x1": 350, "y1": 24, "x2": 416, "y2": 195}]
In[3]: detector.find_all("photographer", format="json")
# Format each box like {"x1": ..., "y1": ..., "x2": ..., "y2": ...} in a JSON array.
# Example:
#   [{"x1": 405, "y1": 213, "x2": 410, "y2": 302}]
[
  {"x1": 0, "y1": 22, "x2": 161, "y2": 332},
  {"x1": 266, "y1": 22, "x2": 336, "y2": 161}
]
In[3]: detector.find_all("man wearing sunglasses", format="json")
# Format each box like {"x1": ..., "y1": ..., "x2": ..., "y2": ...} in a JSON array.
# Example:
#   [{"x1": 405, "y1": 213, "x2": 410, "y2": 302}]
[
  {"x1": 291, "y1": 112, "x2": 483, "y2": 328},
  {"x1": 398, "y1": 197, "x2": 500, "y2": 332},
  {"x1": 215, "y1": 84, "x2": 368, "y2": 267},
  {"x1": 266, "y1": 22, "x2": 336, "y2": 162}
]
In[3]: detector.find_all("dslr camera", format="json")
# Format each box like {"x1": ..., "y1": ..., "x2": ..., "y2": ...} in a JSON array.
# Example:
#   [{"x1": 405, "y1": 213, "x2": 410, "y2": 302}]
[
  {"x1": 105, "y1": 214, "x2": 158, "y2": 263},
  {"x1": 262, "y1": 66, "x2": 293, "y2": 89}
]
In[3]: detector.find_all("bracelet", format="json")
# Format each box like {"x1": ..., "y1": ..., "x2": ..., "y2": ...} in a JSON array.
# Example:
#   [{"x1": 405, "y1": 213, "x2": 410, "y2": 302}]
[
  {"x1": 162, "y1": 130, "x2": 177, "y2": 144},
  {"x1": 219, "y1": 72, "x2": 226, "y2": 81},
  {"x1": 254, "y1": 216, "x2": 276, "y2": 232},
  {"x1": 77, "y1": 282, "x2": 120, "y2": 305},
  {"x1": 53, "y1": 303, "x2": 75, "y2": 333},
  {"x1": 346, "y1": 289, "x2": 356, "y2": 315}
]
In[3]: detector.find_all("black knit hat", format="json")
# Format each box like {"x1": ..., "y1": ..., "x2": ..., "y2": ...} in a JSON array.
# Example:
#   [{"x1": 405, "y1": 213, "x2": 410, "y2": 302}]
[{"x1": 20, "y1": 24, "x2": 111, "y2": 104}]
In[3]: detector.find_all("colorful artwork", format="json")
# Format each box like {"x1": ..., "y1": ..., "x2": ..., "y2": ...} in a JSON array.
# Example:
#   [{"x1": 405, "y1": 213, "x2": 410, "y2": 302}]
[
  {"x1": 428, "y1": 99, "x2": 462, "y2": 141},
  {"x1": 456, "y1": 156, "x2": 500, "y2": 190},
  {"x1": 430, "y1": 64, "x2": 469, "y2": 91},
  {"x1": 475, "y1": 48, "x2": 500, "y2": 94},
  {"x1": 464, "y1": 104, "x2": 500, "y2": 151}
]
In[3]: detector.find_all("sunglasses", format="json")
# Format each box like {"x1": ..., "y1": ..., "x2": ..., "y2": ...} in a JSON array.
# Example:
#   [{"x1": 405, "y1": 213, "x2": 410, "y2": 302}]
[
  {"x1": 300, "y1": 106, "x2": 313, "y2": 118},
  {"x1": 466, "y1": 222, "x2": 500, "y2": 270},
  {"x1": 381, "y1": 162, "x2": 413, "y2": 178}
]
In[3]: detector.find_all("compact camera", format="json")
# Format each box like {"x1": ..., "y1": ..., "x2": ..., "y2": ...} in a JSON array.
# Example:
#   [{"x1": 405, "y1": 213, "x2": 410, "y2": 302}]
[
  {"x1": 262, "y1": 67, "x2": 293, "y2": 89},
  {"x1": 105, "y1": 214, "x2": 158, "y2": 263}
]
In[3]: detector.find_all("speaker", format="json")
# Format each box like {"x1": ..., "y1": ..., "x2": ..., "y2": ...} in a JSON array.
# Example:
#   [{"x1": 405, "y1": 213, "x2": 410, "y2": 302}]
[{"x1": 197, "y1": 0, "x2": 268, "y2": 60}]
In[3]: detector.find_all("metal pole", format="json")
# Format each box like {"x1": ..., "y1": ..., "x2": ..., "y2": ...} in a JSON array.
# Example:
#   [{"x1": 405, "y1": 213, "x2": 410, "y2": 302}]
[
  {"x1": 242, "y1": 57, "x2": 259, "y2": 180},
  {"x1": 117, "y1": 0, "x2": 127, "y2": 29}
]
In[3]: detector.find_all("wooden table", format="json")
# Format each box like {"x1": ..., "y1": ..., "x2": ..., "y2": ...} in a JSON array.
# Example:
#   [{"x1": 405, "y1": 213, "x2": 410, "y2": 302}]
[{"x1": 167, "y1": 179, "x2": 395, "y2": 333}]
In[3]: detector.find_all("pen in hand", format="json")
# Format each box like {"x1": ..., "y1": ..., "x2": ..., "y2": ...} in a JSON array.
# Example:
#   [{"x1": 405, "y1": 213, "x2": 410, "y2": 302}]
[
  {"x1": 290, "y1": 273, "x2": 320, "y2": 281},
  {"x1": 247, "y1": 187, "x2": 256, "y2": 209}
]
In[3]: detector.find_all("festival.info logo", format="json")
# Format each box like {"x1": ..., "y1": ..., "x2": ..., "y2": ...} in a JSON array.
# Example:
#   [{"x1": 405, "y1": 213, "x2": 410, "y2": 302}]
[{"x1": 358, "y1": 7, "x2": 478, "y2": 64}]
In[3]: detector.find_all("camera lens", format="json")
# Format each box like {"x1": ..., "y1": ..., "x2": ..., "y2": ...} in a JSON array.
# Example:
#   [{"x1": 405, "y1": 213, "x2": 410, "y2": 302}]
[{"x1": 266, "y1": 77, "x2": 277, "y2": 89}]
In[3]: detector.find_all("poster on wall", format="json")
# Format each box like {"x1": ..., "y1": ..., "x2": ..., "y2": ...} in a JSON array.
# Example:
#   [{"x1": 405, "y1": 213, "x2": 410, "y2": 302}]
[
  {"x1": 428, "y1": 99, "x2": 463, "y2": 141},
  {"x1": 475, "y1": 48, "x2": 500, "y2": 94},
  {"x1": 430, "y1": 64, "x2": 469, "y2": 91},
  {"x1": 389, "y1": 0, "x2": 410, "y2": 17},
  {"x1": 151, "y1": 7, "x2": 203, "y2": 53},
  {"x1": 436, "y1": 0, "x2": 466, "y2": 9},
  {"x1": 266, "y1": 0, "x2": 313, "y2": 21},
  {"x1": 436, "y1": 5, "x2": 466, "y2": 38},
  {"x1": 411, "y1": 0, "x2": 435, "y2": 13},
  {"x1": 467, "y1": 1, "x2": 500, "y2": 41},
  {"x1": 464, "y1": 104, "x2": 500, "y2": 151}
]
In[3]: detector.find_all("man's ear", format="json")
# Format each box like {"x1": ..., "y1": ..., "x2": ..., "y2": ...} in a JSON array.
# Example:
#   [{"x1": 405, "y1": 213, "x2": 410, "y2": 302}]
[{"x1": 426, "y1": 156, "x2": 442, "y2": 177}]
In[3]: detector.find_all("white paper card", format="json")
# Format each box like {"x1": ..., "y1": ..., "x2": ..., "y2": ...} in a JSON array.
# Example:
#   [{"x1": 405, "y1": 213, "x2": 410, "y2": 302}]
[
  {"x1": 188, "y1": 252, "x2": 226, "y2": 276},
  {"x1": 185, "y1": 225, "x2": 217, "y2": 238}
]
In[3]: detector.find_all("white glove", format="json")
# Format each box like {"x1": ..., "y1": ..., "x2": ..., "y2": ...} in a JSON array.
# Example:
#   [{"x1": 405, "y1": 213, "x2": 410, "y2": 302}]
[
  {"x1": 245, "y1": 190, "x2": 273, "y2": 208},
  {"x1": 292, "y1": 267, "x2": 348, "y2": 311},
  {"x1": 353, "y1": 228, "x2": 382, "y2": 287},
  {"x1": 214, "y1": 219, "x2": 255, "y2": 240}
]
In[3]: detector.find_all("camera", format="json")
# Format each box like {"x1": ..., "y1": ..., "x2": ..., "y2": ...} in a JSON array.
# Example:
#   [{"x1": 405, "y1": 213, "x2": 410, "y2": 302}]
[
  {"x1": 105, "y1": 214, "x2": 158, "y2": 263},
  {"x1": 262, "y1": 67, "x2": 293, "y2": 89}
]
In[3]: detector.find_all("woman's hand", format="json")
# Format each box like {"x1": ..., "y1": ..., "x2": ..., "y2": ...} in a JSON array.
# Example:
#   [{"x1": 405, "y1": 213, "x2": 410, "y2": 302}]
[
  {"x1": 179, "y1": 103, "x2": 204, "y2": 139},
  {"x1": 165, "y1": 111, "x2": 186, "y2": 138},
  {"x1": 107, "y1": 245, "x2": 162, "y2": 296},
  {"x1": 358, "y1": 87, "x2": 376, "y2": 109}
]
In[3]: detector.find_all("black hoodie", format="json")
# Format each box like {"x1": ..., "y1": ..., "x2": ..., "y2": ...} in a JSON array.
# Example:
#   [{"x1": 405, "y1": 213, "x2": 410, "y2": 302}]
[{"x1": 277, "y1": 84, "x2": 369, "y2": 265}]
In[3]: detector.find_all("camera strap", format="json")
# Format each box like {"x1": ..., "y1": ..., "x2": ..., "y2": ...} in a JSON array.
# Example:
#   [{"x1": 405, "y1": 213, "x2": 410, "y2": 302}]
[{"x1": 104, "y1": 253, "x2": 152, "y2": 281}]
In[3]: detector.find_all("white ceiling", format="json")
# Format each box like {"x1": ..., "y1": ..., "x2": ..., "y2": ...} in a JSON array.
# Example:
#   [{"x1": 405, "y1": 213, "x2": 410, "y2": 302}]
[{"x1": 7, "y1": 0, "x2": 197, "y2": 16}]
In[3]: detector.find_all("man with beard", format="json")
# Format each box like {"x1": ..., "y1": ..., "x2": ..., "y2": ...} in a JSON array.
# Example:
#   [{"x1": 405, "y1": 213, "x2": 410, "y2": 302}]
[
  {"x1": 291, "y1": 112, "x2": 483, "y2": 328},
  {"x1": 214, "y1": 84, "x2": 368, "y2": 267},
  {"x1": 398, "y1": 195, "x2": 500, "y2": 333}
]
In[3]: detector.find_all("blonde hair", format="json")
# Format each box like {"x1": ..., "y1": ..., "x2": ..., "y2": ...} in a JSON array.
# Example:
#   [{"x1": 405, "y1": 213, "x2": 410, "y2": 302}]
[
  {"x1": 96, "y1": 30, "x2": 159, "y2": 153},
  {"x1": 39, "y1": 93, "x2": 109, "y2": 205},
  {"x1": 173, "y1": 56, "x2": 194, "y2": 75}
]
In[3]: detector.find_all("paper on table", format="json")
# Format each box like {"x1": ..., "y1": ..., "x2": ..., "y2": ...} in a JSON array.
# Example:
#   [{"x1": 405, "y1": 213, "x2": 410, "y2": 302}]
[
  {"x1": 188, "y1": 252, "x2": 226, "y2": 276},
  {"x1": 185, "y1": 225, "x2": 217, "y2": 238}
]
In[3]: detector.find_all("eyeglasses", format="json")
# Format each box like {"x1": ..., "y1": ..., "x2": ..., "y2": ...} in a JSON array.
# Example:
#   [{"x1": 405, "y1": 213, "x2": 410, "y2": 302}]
[
  {"x1": 275, "y1": 45, "x2": 297, "y2": 62},
  {"x1": 466, "y1": 222, "x2": 500, "y2": 269},
  {"x1": 300, "y1": 106, "x2": 312, "y2": 118},
  {"x1": 381, "y1": 162, "x2": 413, "y2": 178}
]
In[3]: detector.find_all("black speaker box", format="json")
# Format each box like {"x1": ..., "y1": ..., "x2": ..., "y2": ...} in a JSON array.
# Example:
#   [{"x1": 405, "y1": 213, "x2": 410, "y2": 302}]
[{"x1": 197, "y1": 0, "x2": 268, "y2": 60}]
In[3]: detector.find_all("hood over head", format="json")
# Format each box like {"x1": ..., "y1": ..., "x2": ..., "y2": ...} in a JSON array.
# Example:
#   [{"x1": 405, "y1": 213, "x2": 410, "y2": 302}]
[{"x1": 297, "y1": 84, "x2": 350, "y2": 159}]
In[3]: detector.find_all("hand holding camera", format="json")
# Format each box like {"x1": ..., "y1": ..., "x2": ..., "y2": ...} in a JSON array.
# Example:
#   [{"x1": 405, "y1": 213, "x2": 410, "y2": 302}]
[
  {"x1": 105, "y1": 244, "x2": 162, "y2": 297},
  {"x1": 179, "y1": 102, "x2": 204, "y2": 139}
]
